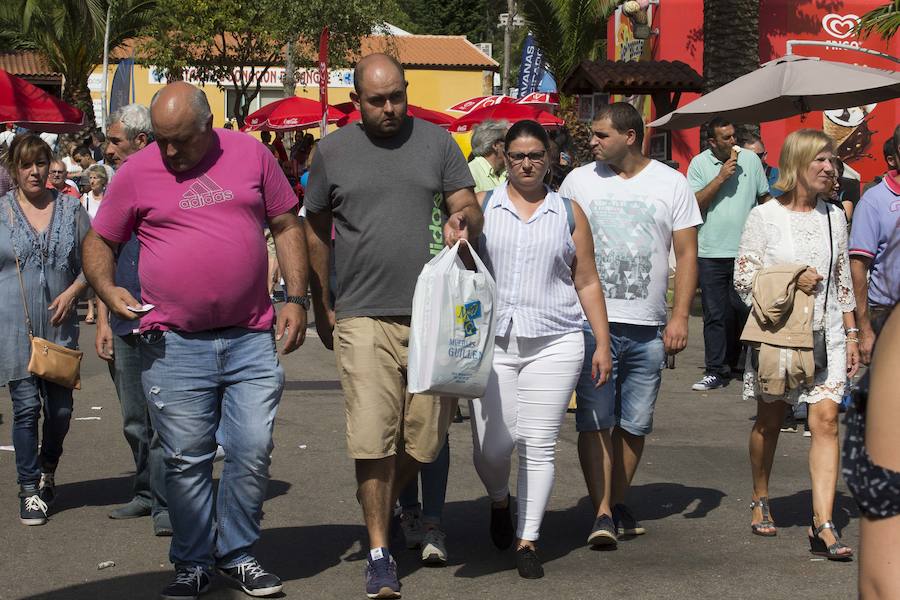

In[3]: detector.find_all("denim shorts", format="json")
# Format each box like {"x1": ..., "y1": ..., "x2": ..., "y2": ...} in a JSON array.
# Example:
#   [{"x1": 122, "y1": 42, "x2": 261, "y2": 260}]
[{"x1": 575, "y1": 322, "x2": 665, "y2": 436}]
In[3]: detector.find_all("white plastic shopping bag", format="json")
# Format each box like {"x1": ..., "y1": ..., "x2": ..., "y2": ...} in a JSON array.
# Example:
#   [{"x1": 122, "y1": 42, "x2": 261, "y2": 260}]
[{"x1": 408, "y1": 241, "x2": 496, "y2": 397}]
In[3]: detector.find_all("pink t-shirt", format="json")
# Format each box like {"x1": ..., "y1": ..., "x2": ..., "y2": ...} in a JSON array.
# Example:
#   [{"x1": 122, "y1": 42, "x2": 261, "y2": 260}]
[{"x1": 92, "y1": 129, "x2": 298, "y2": 333}]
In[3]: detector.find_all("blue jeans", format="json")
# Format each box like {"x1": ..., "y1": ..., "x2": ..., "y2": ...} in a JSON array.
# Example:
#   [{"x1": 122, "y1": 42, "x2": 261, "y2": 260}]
[
  {"x1": 399, "y1": 435, "x2": 450, "y2": 523},
  {"x1": 109, "y1": 334, "x2": 167, "y2": 515},
  {"x1": 576, "y1": 323, "x2": 665, "y2": 436},
  {"x1": 141, "y1": 328, "x2": 284, "y2": 569},
  {"x1": 8, "y1": 376, "x2": 73, "y2": 487},
  {"x1": 697, "y1": 257, "x2": 750, "y2": 377},
  {"x1": 574, "y1": 323, "x2": 616, "y2": 432}
]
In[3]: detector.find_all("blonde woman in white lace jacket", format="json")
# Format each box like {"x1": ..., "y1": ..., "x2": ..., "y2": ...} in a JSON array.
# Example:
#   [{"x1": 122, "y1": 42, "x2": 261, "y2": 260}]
[{"x1": 734, "y1": 129, "x2": 860, "y2": 560}]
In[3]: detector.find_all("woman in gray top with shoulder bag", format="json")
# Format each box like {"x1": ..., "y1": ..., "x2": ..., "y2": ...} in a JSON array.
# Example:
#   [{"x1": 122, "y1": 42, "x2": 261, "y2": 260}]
[{"x1": 1, "y1": 134, "x2": 90, "y2": 526}]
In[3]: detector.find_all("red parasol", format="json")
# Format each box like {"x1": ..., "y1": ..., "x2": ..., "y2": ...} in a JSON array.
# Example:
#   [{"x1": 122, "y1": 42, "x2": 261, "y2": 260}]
[
  {"x1": 516, "y1": 92, "x2": 560, "y2": 106},
  {"x1": 448, "y1": 103, "x2": 564, "y2": 133},
  {"x1": 447, "y1": 95, "x2": 515, "y2": 113},
  {"x1": 336, "y1": 104, "x2": 454, "y2": 128},
  {"x1": 0, "y1": 69, "x2": 87, "y2": 133},
  {"x1": 242, "y1": 96, "x2": 344, "y2": 132}
]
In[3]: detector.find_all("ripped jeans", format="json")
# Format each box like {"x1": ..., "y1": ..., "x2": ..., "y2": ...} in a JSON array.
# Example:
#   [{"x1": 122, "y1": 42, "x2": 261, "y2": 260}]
[{"x1": 140, "y1": 328, "x2": 284, "y2": 570}]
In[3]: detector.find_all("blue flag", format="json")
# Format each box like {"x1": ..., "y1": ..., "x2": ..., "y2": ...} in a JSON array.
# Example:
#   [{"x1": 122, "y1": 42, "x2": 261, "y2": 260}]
[
  {"x1": 109, "y1": 58, "x2": 134, "y2": 116},
  {"x1": 516, "y1": 34, "x2": 546, "y2": 97}
]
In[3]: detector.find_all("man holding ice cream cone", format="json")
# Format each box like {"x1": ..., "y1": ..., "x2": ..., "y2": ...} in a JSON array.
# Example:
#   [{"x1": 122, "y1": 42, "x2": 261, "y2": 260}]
[{"x1": 687, "y1": 117, "x2": 771, "y2": 391}]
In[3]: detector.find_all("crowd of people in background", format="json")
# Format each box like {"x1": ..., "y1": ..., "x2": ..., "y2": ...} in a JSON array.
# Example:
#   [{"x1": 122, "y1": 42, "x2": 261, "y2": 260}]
[{"x1": 0, "y1": 53, "x2": 898, "y2": 600}]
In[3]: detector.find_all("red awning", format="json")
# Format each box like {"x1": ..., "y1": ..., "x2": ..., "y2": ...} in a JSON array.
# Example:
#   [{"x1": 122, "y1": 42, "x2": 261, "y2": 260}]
[{"x1": 0, "y1": 69, "x2": 87, "y2": 133}]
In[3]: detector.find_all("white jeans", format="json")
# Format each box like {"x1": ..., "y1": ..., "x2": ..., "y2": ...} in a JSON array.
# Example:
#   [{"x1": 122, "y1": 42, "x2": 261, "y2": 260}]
[{"x1": 469, "y1": 330, "x2": 584, "y2": 541}]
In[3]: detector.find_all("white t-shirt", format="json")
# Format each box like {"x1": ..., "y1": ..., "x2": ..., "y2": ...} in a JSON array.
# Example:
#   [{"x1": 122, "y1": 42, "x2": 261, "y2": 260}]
[{"x1": 559, "y1": 159, "x2": 702, "y2": 325}]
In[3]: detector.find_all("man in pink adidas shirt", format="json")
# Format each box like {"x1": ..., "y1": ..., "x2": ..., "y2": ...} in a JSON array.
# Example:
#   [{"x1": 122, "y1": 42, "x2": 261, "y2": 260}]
[{"x1": 84, "y1": 82, "x2": 307, "y2": 600}]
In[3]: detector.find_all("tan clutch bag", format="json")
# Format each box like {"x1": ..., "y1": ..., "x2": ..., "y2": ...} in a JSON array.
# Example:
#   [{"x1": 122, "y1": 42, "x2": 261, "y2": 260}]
[
  {"x1": 27, "y1": 336, "x2": 83, "y2": 390},
  {"x1": 7, "y1": 202, "x2": 83, "y2": 390}
]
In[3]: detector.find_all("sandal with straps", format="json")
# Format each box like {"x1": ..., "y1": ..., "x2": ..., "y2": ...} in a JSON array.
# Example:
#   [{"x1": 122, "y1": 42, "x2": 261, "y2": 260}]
[
  {"x1": 750, "y1": 497, "x2": 777, "y2": 537},
  {"x1": 808, "y1": 520, "x2": 853, "y2": 561}
]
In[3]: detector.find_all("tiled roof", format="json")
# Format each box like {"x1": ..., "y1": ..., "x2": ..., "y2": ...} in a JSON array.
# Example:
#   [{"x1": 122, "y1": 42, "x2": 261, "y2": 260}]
[
  {"x1": 561, "y1": 59, "x2": 704, "y2": 95},
  {"x1": 0, "y1": 52, "x2": 59, "y2": 78},
  {"x1": 361, "y1": 35, "x2": 498, "y2": 70}
]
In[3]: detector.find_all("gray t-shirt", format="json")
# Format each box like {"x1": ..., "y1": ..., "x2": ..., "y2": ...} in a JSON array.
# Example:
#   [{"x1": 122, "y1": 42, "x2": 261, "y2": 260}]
[{"x1": 305, "y1": 117, "x2": 474, "y2": 319}]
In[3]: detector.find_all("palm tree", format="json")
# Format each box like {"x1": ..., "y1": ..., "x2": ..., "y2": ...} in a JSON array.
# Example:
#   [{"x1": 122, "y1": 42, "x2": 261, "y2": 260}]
[
  {"x1": 702, "y1": 0, "x2": 760, "y2": 95},
  {"x1": 518, "y1": 0, "x2": 619, "y2": 85},
  {"x1": 518, "y1": 0, "x2": 618, "y2": 164},
  {"x1": 856, "y1": 0, "x2": 900, "y2": 41},
  {"x1": 0, "y1": 0, "x2": 156, "y2": 129}
]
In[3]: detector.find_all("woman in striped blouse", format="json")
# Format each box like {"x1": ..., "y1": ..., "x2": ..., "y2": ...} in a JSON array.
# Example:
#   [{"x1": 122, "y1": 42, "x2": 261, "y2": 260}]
[{"x1": 471, "y1": 120, "x2": 613, "y2": 579}]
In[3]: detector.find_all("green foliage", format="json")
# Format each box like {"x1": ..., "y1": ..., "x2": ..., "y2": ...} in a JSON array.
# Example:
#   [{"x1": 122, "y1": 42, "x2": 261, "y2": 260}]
[
  {"x1": 398, "y1": 0, "x2": 496, "y2": 42},
  {"x1": 518, "y1": 0, "x2": 617, "y2": 82},
  {"x1": 855, "y1": 0, "x2": 900, "y2": 41},
  {"x1": 0, "y1": 0, "x2": 156, "y2": 128},
  {"x1": 140, "y1": 0, "x2": 388, "y2": 126}
]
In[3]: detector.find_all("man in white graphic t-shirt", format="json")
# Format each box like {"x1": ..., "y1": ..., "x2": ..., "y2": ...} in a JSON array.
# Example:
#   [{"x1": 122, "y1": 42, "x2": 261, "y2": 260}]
[{"x1": 559, "y1": 102, "x2": 701, "y2": 547}]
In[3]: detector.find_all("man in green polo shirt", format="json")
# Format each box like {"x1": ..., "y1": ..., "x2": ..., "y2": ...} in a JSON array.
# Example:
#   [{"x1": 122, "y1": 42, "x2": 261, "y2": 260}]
[
  {"x1": 687, "y1": 117, "x2": 770, "y2": 391},
  {"x1": 468, "y1": 119, "x2": 509, "y2": 193}
]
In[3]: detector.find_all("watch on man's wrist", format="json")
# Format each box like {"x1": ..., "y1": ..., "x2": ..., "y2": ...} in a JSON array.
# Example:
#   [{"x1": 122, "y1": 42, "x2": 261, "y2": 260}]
[{"x1": 285, "y1": 295, "x2": 311, "y2": 309}]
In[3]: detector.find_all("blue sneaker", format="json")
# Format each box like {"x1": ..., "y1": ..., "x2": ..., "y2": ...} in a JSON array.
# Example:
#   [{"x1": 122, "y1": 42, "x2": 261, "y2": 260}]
[{"x1": 365, "y1": 548, "x2": 401, "y2": 599}]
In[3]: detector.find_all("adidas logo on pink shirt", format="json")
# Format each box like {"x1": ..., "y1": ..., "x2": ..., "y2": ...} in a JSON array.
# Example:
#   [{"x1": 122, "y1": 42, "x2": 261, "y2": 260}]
[{"x1": 179, "y1": 174, "x2": 235, "y2": 210}]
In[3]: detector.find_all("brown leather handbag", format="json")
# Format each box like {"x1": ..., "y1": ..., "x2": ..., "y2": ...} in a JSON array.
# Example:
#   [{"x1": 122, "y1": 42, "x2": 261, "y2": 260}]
[{"x1": 7, "y1": 203, "x2": 83, "y2": 389}]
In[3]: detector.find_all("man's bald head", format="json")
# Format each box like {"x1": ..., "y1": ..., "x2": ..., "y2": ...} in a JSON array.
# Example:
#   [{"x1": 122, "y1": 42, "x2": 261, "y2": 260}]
[
  {"x1": 351, "y1": 54, "x2": 408, "y2": 138},
  {"x1": 353, "y1": 53, "x2": 405, "y2": 95},
  {"x1": 149, "y1": 82, "x2": 214, "y2": 172}
]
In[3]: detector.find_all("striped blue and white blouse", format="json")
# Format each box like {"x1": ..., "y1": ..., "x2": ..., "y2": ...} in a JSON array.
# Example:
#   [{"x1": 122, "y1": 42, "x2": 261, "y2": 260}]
[{"x1": 478, "y1": 182, "x2": 583, "y2": 338}]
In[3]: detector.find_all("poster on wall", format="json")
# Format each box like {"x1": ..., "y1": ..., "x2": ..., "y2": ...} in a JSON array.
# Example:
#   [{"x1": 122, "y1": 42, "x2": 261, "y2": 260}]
[
  {"x1": 613, "y1": 4, "x2": 655, "y2": 133},
  {"x1": 761, "y1": 1, "x2": 899, "y2": 184}
]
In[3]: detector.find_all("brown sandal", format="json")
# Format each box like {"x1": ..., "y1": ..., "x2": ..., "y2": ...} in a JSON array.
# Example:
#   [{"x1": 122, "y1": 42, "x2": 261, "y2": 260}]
[{"x1": 750, "y1": 497, "x2": 777, "y2": 537}]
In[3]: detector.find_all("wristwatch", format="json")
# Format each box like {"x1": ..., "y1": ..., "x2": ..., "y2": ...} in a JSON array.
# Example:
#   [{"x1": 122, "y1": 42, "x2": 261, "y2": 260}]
[{"x1": 285, "y1": 295, "x2": 311, "y2": 309}]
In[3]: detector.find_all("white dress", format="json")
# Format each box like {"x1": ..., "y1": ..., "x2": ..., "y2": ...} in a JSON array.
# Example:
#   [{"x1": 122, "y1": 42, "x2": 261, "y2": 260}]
[{"x1": 734, "y1": 199, "x2": 855, "y2": 404}]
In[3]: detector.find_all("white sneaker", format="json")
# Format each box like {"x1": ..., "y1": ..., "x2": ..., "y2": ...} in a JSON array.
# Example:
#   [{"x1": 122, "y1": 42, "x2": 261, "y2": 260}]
[
  {"x1": 420, "y1": 527, "x2": 447, "y2": 565},
  {"x1": 400, "y1": 511, "x2": 424, "y2": 549}
]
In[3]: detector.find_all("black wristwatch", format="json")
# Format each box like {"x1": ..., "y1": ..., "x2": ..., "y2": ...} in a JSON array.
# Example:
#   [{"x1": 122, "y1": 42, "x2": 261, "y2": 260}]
[{"x1": 285, "y1": 295, "x2": 311, "y2": 309}]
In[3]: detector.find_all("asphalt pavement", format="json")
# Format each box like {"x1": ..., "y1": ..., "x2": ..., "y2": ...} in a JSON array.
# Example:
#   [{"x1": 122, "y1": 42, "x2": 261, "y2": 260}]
[{"x1": 0, "y1": 313, "x2": 859, "y2": 600}]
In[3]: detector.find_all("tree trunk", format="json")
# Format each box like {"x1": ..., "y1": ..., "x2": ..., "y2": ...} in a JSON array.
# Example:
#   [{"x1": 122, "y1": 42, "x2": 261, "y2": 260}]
[
  {"x1": 703, "y1": 0, "x2": 759, "y2": 94},
  {"x1": 702, "y1": 0, "x2": 760, "y2": 138}
]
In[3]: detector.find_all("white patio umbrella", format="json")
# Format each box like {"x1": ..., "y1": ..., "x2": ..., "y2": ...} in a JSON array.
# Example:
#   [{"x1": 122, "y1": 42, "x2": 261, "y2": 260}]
[{"x1": 649, "y1": 55, "x2": 900, "y2": 129}]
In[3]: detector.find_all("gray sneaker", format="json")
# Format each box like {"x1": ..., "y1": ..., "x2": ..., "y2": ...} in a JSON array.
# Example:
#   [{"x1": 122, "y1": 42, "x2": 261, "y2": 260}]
[
  {"x1": 420, "y1": 527, "x2": 447, "y2": 565},
  {"x1": 400, "y1": 510, "x2": 424, "y2": 549}
]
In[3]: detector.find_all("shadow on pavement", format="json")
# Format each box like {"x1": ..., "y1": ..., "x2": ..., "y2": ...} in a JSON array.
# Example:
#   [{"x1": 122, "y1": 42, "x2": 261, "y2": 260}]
[
  {"x1": 50, "y1": 477, "x2": 291, "y2": 516},
  {"x1": 51, "y1": 475, "x2": 134, "y2": 512},
  {"x1": 628, "y1": 482, "x2": 727, "y2": 520},
  {"x1": 21, "y1": 572, "x2": 173, "y2": 600},
  {"x1": 768, "y1": 489, "x2": 858, "y2": 531},
  {"x1": 444, "y1": 483, "x2": 725, "y2": 579}
]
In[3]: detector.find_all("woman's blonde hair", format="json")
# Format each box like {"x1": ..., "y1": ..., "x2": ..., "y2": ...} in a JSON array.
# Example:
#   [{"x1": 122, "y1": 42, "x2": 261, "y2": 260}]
[{"x1": 773, "y1": 129, "x2": 834, "y2": 194}]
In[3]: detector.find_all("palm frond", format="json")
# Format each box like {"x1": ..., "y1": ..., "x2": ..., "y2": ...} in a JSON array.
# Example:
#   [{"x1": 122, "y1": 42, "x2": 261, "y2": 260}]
[
  {"x1": 520, "y1": 0, "x2": 617, "y2": 81},
  {"x1": 855, "y1": 0, "x2": 900, "y2": 41}
]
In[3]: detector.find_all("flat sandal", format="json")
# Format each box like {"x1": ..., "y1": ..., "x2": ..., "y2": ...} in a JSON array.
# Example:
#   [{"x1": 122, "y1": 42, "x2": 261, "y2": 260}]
[{"x1": 750, "y1": 497, "x2": 777, "y2": 537}]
